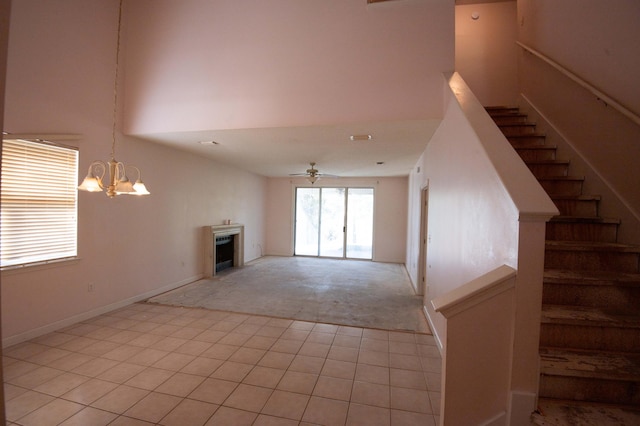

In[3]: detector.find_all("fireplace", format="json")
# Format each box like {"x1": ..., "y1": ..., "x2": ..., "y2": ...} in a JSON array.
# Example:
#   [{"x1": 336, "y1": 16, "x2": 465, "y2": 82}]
[{"x1": 204, "y1": 224, "x2": 244, "y2": 277}]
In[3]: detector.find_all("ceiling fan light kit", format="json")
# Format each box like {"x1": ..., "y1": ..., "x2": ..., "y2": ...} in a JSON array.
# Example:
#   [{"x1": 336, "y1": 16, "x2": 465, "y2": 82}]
[
  {"x1": 290, "y1": 162, "x2": 339, "y2": 185},
  {"x1": 349, "y1": 134, "x2": 372, "y2": 142}
]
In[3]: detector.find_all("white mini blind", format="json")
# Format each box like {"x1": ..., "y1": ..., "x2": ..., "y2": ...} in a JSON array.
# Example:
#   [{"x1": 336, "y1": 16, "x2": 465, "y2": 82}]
[{"x1": 1, "y1": 139, "x2": 79, "y2": 268}]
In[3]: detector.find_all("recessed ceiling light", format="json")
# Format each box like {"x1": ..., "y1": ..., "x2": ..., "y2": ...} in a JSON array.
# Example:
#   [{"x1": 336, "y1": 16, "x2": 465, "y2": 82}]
[
  {"x1": 349, "y1": 134, "x2": 372, "y2": 141},
  {"x1": 198, "y1": 140, "x2": 219, "y2": 145},
  {"x1": 376, "y1": 161, "x2": 384, "y2": 165}
]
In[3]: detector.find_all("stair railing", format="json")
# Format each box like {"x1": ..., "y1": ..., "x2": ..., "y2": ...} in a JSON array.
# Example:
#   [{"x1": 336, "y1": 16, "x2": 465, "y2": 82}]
[{"x1": 516, "y1": 41, "x2": 640, "y2": 127}]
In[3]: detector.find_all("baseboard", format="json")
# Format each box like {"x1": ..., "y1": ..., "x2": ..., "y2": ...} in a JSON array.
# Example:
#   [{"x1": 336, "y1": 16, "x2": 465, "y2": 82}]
[
  {"x1": 423, "y1": 304, "x2": 443, "y2": 355},
  {"x1": 2, "y1": 274, "x2": 203, "y2": 348},
  {"x1": 479, "y1": 411, "x2": 507, "y2": 426}
]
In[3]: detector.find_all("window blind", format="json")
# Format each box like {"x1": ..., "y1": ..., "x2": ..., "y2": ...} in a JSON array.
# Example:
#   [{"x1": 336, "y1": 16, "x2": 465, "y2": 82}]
[{"x1": 1, "y1": 139, "x2": 79, "y2": 268}]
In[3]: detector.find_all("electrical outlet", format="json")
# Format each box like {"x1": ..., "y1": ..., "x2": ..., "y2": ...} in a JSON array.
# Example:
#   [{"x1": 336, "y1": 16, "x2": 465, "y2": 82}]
[{"x1": 88, "y1": 282, "x2": 95, "y2": 293}]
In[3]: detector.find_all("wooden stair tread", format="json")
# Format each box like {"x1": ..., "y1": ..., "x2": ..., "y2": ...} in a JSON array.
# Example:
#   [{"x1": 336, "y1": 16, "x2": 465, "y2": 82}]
[
  {"x1": 549, "y1": 216, "x2": 621, "y2": 224},
  {"x1": 544, "y1": 269, "x2": 640, "y2": 287},
  {"x1": 533, "y1": 398, "x2": 640, "y2": 425},
  {"x1": 545, "y1": 240, "x2": 640, "y2": 253},
  {"x1": 539, "y1": 347, "x2": 640, "y2": 381},
  {"x1": 541, "y1": 304, "x2": 640, "y2": 328},
  {"x1": 550, "y1": 194, "x2": 601, "y2": 201}
]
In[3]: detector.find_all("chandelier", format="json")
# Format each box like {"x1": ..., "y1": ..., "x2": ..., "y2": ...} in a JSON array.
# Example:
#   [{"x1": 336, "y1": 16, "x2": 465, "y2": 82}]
[{"x1": 78, "y1": 0, "x2": 149, "y2": 197}]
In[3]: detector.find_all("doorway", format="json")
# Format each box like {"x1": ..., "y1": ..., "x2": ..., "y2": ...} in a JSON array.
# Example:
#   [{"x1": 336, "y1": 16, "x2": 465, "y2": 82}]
[{"x1": 294, "y1": 187, "x2": 374, "y2": 259}]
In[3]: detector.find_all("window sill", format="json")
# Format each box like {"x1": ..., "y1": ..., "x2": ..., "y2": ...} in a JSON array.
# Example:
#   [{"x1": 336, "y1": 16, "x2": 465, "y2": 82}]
[{"x1": 1, "y1": 257, "x2": 80, "y2": 275}]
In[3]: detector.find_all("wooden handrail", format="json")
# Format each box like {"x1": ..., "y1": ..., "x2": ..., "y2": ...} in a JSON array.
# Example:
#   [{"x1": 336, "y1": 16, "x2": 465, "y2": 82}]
[{"x1": 517, "y1": 41, "x2": 640, "y2": 127}]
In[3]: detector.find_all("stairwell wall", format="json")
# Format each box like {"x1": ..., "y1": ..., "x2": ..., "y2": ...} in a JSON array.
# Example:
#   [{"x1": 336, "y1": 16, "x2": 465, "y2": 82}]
[{"x1": 517, "y1": 0, "x2": 640, "y2": 244}]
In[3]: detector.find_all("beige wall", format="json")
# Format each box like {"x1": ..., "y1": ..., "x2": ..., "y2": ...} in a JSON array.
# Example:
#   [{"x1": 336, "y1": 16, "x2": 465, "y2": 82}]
[
  {"x1": 517, "y1": 0, "x2": 640, "y2": 243},
  {"x1": 2, "y1": 0, "x2": 267, "y2": 344},
  {"x1": 455, "y1": 1, "x2": 518, "y2": 106},
  {"x1": 265, "y1": 177, "x2": 407, "y2": 264}
]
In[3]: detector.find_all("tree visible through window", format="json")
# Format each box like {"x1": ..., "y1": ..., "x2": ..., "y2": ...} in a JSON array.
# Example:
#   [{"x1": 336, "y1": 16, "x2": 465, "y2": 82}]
[{"x1": 1, "y1": 138, "x2": 79, "y2": 268}]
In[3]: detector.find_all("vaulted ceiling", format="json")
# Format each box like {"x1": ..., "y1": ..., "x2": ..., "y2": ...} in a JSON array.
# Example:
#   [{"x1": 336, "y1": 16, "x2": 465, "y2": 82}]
[{"x1": 123, "y1": 0, "x2": 454, "y2": 178}]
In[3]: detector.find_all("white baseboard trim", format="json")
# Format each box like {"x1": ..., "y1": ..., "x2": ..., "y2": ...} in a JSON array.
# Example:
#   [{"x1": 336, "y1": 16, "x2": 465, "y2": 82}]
[
  {"x1": 423, "y1": 304, "x2": 443, "y2": 355},
  {"x1": 2, "y1": 274, "x2": 203, "y2": 348}
]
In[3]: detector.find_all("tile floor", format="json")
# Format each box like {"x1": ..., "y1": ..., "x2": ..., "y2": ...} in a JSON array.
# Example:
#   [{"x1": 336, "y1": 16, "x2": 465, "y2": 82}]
[{"x1": 3, "y1": 303, "x2": 441, "y2": 425}]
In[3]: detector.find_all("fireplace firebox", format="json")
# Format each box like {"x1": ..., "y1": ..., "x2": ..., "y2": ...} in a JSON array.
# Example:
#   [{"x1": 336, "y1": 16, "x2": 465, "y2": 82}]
[{"x1": 204, "y1": 224, "x2": 244, "y2": 277}]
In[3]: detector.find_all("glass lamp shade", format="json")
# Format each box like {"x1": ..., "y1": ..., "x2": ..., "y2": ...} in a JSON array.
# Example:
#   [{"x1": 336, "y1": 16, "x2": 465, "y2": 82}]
[
  {"x1": 114, "y1": 176, "x2": 135, "y2": 194},
  {"x1": 78, "y1": 174, "x2": 103, "y2": 192},
  {"x1": 133, "y1": 180, "x2": 150, "y2": 195}
]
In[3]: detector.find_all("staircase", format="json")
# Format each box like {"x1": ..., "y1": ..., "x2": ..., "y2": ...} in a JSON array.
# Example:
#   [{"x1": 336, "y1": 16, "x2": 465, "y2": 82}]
[{"x1": 487, "y1": 107, "x2": 640, "y2": 424}]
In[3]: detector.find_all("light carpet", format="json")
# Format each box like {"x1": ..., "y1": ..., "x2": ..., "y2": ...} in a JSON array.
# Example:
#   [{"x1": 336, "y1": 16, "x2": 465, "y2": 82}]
[{"x1": 147, "y1": 256, "x2": 430, "y2": 333}]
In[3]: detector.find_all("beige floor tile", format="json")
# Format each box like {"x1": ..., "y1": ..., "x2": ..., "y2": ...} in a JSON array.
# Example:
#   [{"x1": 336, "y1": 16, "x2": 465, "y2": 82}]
[
  {"x1": 362, "y1": 329, "x2": 389, "y2": 341},
  {"x1": 91, "y1": 384, "x2": 149, "y2": 414},
  {"x1": 32, "y1": 332, "x2": 76, "y2": 348},
  {"x1": 78, "y1": 340, "x2": 122, "y2": 357},
  {"x1": 34, "y1": 372, "x2": 89, "y2": 396},
  {"x1": 3, "y1": 360, "x2": 40, "y2": 381},
  {"x1": 425, "y1": 371, "x2": 441, "y2": 391},
  {"x1": 153, "y1": 352, "x2": 196, "y2": 371},
  {"x1": 243, "y1": 335, "x2": 278, "y2": 350},
  {"x1": 267, "y1": 318, "x2": 294, "y2": 328},
  {"x1": 298, "y1": 342, "x2": 331, "y2": 358},
  {"x1": 388, "y1": 332, "x2": 416, "y2": 343},
  {"x1": 159, "y1": 398, "x2": 219, "y2": 426},
  {"x1": 355, "y1": 364, "x2": 390, "y2": 385},
  {"x1": 229, "y1": 347, "x2": 266, "y2": 364},
  {"x1": 210, "y1": 360, "x2": 253, "y2": 382},
  {"x1": 256, "y1": 326, "x2": 287, "y2": 338},
  {"x1": 327, "y1": 343, "x2": 360, "y2": 362},
  {"x1": 175, "y1": 340, "x2": 213, "y2": 356},
  {"x1": 351, "y1": 381, "x2": 390, "y2": 408},
  {"x1": 58, "y1": 406, "x2": 118, "y2": 426},
  {"x1": 189, "y1": 377, "x2": 238, "y2": 405},
  {"x1": 204, "y1": 406, "x2": 257, "y2": 426},
  {"x1": 97, "y1": 362, "x2": 147, "y2": 384},
  {"x1": 245, "y1": 315, "x2": 272, "y2": 326},
  {"x1": 180, "y1": 356, "x2": 224, "y2": 376},
  {"x1": 258, "y1": 351, "x2": 295, "y2": 369},
  {"x1": 253, "y1": 414, "x2": 299, "y2": 425},
  {"x1": 109, "y1": 415, "x2": 156, "y2": 425},
  {"x1": 9, "y1": 365, "x2": 63, "y2": 389},
  {"x1": 312, "y1": 376, "x2": 352, "y2": 401},
  {"x1": 338, "y1": 326, "x2": 364, "y2": 337},
  {"x1": 201, "y1": 343, "x2": 239, "y2": 360},
  {"x1": 234, "y1": 323, "x2": 262, "y2": 335},
  {"x1": 242, "y1": 366, "x2": 285, "y2": 388},
  {"x1": 289, "y1": 355, "x2": 325, "y2": 374},
  {"x1": 388, "y1": 341, "x2": 418, "y2": 356},
  {"x1": 346, "y1": 403, "x2": 390, "y2": 426},
  {"x1": 150, "y1": 336, "x2": 189, "y2": 352},
  {"x1": 218, "y1": 332, "x2": 252, "y2": 346},
  {"x1": 170, "y1": 326, "x2": 202, "y2": 340},
  {"x1": 391, "y1": 409, "x2": 436, "y2": 426},
  {"x1": 4, "y1": 383, "x2": 29, "y2": 401},
  {"x1": 270, "y1": 339, "x2": 304, "y2": 354},
  {"x1": 124, "y1": 392, "x2": 182, "y2": 423},
  {"x1": 289, "y1": 320, "x2": 316, "y2": 331},
  {"x1": 210, "y1": 321, "x2": 239, "y2": 332},
  {"x1": 276, "y1": 371, "x2": 318, "y2": 394},
  {"x1": 389, "y1": 387, "x2": 431, "y2": 413},
  {"x1": 48, "y1": 352, "x2": 94, "y2": 371},
  {"x1": 390, "y1": 368, "x2": 427, "y2": 390},
  {"x1": 127, "y1": 333, "x2": 165, "y2": 348},
  {"x1": 332, "y1": 334, "x2": 362, "y2": 349},
  {"x1": 223, "y1": 383, "x2": 273, "y2": 412},
  {"x1": 17, "y1": 398, "x2": 83, "y2": 426},
  {"x1": 58, "y1": 336, "x2": 97, "y2": 352},
  {"x1": 302, "y1": 395, "x2": 349, "y2": 425},
  {"x1": 102, "y1": 345, "x2": 145, "y2": 362},
  {"x1": 306, "y1": 332, "x2": 336, "y2": 345},
  {"x1": 149, "y1": 324, "x2": 183, "y2": 337},
  {"x1": 358, "y1": 350, "x2": 390, "y2": 368},
  {"x1": 418, "y1": 344, "x2": 441, "y2": 358},
  {"x1": 421, "y1": 356, "x2": 442, "y2": 374},
  {"x1": 279, "y1": 329, "x2": 310, "y2": 341},
  {"x1": 5, "y1": 390, "x2": 54, "y2": 422},
  {"x1": 261, "y1": 390, "x2": 309, "y2": 420},
  {"x1": 124, "y1": 367, "x2": 174, "y2": 391},
  {"x1": 321, "y1": 359, "x2": 356, "y2": 380},
  {"x1": 71, "y1": 357, "x2": 120, "y2": 377},
  {"x1": 5, "y1": 343, "x2": 49, "y2": 360},
  {"x1": 61, "y1": 378, "x2": 119, "y2": 404},
  {"x1": 313, "y1": 324, "x2": 339, "y2": 334},
  {"x1": 26, "y1": 347, "x2": 72, "y2": 365},
  {"x1": 429, "y1": 391, "x2": 441, "y2": 415},
  {"x1": 106, "y1": 330, "x2": 144, "y2": 345},
  {"x1": 388, "y1": 353, "x2": 422, "y2": 371},
  {"x1": 155, "y1": 372, "x2": 205, "y2": 397},
  {"x1": 361, "y1": 338, "x2": 389, "y2": 352}
]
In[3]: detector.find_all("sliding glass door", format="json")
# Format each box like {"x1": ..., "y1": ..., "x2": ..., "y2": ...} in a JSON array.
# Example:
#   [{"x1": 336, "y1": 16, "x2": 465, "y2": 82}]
[{"x1": 295, "y1": 187, "x2": 373, "y2": 259}]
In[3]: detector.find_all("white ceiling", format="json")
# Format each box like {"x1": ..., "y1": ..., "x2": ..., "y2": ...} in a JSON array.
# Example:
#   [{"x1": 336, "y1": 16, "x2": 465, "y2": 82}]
[
  {"x1": 124, "y1": 0, "x2": 453, "y2": 179},
  {"x1": 136, "y1": 119, "x2": 440, "y2": 178}
]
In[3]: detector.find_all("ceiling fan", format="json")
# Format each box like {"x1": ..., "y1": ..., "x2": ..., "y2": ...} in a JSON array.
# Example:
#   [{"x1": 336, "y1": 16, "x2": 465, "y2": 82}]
[{"x1": 289, "y1": 162, "x2": 338, "y2": 184}]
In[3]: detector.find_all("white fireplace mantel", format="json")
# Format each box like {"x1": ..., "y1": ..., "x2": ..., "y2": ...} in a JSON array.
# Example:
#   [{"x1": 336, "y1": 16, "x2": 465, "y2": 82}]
[{"x1": 204, "y1": 224, "x2": 244, "y2": 277}]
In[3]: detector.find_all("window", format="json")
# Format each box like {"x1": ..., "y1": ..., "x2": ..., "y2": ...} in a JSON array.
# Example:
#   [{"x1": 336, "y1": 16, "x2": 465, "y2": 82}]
[{"x1": 1, "y1": 138, "x2": 79, "y2": 268}]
